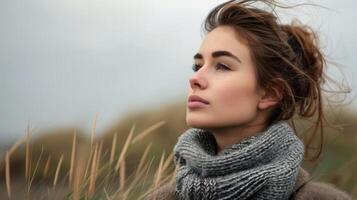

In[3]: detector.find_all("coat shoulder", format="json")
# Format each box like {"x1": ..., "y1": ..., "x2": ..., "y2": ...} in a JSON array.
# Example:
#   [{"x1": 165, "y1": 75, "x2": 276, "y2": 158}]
[
  {"x1": 293, "y1": 168, "x2": 354, "y2": 200},
  {"x1": 147, "y1": 168, "x2": 354, "y2": 200},
  {"x1": 293, "y1": 181, "x2": 354, "y2": 200}
]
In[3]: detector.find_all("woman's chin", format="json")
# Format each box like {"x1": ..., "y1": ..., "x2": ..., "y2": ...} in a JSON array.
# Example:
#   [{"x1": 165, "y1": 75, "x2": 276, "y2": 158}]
[{"x1": 186, "y1": 118, "x2": 210, "y2": 128}]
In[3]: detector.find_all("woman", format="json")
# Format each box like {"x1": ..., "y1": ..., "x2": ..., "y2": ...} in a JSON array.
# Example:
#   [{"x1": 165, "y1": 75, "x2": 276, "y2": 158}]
[{"x1": 149, "y1": 0, "x2": 353, "y2": 199}]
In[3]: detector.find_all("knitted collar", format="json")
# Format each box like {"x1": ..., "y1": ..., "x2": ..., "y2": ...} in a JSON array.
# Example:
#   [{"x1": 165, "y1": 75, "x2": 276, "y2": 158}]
[{"x1": 173, "y1": 121, "x2": 305, "y2": 200}]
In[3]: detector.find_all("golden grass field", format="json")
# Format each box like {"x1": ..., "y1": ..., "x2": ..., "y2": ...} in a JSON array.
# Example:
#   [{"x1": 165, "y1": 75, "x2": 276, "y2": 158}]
[{"x1": 0, "y1": 100, "x2": 356, "y2": 199}]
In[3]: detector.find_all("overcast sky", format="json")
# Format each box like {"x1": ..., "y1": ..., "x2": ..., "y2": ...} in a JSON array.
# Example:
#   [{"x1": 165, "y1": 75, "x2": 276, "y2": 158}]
[{"x1": 1, "y1": 0, "x2": 356, "y2": 141}]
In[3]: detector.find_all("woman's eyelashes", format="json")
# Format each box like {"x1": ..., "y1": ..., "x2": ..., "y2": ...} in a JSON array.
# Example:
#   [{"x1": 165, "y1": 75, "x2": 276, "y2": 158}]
[
  {"x1": 191, "y1": 64, "x2": 201, "y2": 72},
  {"x1": 191, "y1": 63, "x2": 230, "y2": 72}
]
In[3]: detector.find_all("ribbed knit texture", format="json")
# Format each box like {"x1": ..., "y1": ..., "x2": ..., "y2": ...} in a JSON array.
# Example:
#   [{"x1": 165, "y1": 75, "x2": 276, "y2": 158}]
[{"x1": 173, "y1": 121, "x2": 305, "y2": 200}]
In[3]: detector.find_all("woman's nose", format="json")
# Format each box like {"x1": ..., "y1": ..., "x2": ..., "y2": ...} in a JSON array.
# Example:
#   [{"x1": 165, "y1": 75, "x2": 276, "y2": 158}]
[{"x1": 189, "y1": 69, "x2": 208, "y2": 90}]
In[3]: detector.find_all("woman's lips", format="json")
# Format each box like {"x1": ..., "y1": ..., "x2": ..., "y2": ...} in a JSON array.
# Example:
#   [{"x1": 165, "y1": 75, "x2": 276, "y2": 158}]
[
  {"x1": 188, "y1": 95, "x2": 209, "y2": 104},
  {"x1": 188, "y1": 95, "x2": 209, "y2": 109},
  {"x1": 187, "y1": 101, "x2": 209, "y2": 109}
]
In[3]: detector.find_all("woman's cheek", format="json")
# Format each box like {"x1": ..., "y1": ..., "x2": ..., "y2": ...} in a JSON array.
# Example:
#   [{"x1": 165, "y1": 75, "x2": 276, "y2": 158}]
[{"x1": 219, "y1": 81, "x2": 258, "y2": 114}]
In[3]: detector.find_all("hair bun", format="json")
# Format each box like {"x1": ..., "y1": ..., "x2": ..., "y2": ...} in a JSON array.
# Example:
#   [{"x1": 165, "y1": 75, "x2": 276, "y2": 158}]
[{"x1": 281, "y1": 21, "x2": 325, "y2": 85}]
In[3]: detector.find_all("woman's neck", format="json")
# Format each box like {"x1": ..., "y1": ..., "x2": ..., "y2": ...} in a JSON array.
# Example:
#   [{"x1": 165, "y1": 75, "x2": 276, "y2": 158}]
[{"x1": 208, "y1": 121, "x2": 267, "y2": 154}]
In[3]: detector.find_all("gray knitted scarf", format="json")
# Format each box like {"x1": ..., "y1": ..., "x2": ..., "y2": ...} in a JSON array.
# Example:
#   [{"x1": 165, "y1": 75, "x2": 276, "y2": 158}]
[{"x1": 173, "y1": 121, "x2": 305, "y2": 200}]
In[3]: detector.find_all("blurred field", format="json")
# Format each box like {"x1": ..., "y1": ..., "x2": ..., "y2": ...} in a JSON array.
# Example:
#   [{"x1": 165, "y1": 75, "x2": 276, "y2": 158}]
[{"x1": 0, "y1": 100, "x2": 356, "y2": 199}]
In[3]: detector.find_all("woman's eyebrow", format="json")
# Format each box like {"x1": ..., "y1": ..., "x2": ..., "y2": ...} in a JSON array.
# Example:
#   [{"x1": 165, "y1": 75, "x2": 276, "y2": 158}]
[{"x1": 193, "y1": 50, "x2": 242, "y2": 63}]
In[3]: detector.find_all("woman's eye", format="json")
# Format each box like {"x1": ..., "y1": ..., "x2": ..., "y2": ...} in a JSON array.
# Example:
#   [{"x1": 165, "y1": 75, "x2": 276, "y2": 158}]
[
  {"x1": 216, "y1": 63, "x2": 230, "y2": 70},
  {"x1": 191, "y1": 63, "x2": 230, "y2": 72},
  {"x1": 191, "y1": 64, "x2": 201, "y2": 72}
]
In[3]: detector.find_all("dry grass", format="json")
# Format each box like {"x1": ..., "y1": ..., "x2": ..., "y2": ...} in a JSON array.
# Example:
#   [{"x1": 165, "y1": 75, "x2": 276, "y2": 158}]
[
  {"x1": 5, "y1": 151, "x2": 10, "y2": 198},
  {"x1": 27, "y1": 145, "x2": 44, "y2": 194},
  {"x1": 69, "y1": 131, "x2": 77, "y2": 186},
  {"x1": 88, "y1": 143, "x2": 98, "y2": 198},
  {"x1": 43, "y1": 155, "x2": 51, "y2": 178},
  {"x1": 109, "y1": 133, "x2": 118, "y2": 166},
  {"x1": 0, "y1": 119, "x2": 172, "y2": 199},
  {"x1": 1, "y1": 108, "x2": 356, "y2": 199},
  {"x1": 115, "y1": 123, "x2": 135, "y2": 172},
  {"x1": 53, "y1": 154, "x2": 64, "y2": 187},
  {"x1": 25, "y1": 125, "x2": 32, "y2": 183},
  {"x1": 131, "y1": 120, "x2": 167, "y2": 144}
]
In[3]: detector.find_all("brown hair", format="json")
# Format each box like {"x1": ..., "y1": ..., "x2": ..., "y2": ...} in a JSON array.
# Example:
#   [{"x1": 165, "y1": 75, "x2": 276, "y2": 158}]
[{"x1": 203, "y1": 0, "x2": 351, "y2": 161}]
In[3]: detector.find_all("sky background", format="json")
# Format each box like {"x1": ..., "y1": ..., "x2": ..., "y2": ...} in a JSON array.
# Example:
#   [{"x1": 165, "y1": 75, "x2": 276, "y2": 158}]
[{"x1": 1, "y1": 0, "x2": 356, "y2": 141}]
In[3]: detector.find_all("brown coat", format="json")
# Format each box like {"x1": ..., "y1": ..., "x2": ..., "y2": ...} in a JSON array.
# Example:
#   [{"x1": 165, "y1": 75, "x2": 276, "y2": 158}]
[{"x1": 147, "y1": 168, "x2": 354, "y2": 200}]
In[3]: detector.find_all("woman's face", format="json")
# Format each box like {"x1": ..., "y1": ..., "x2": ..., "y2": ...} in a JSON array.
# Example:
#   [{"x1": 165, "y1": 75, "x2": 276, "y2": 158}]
[{"x1": 186, "y1": 25, "x2": 269, "y2": 129}]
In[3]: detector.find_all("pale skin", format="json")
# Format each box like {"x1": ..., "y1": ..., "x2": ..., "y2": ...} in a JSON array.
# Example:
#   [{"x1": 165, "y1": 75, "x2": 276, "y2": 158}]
[{"x1": 186, "y1": 25, "x2": 281, "y2": 154}]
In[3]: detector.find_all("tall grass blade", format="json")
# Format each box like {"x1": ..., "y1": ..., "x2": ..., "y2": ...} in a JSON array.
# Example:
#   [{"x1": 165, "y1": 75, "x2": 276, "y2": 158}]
[
  {"x1": 53, "y1": 154, "x2": 64, "y2": 187},
  {"x1": 132, "y1": 120, "x2": 166, "y2": 144},
  {"x1": 69, "y1": 131, "x2": 77, "y2": 186},
  {"x1": 115, "y1": 123, "x2": 135, "y2": 171}
]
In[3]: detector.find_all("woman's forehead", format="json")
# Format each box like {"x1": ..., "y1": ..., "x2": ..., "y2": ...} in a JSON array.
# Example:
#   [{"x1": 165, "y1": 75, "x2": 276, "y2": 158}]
[{"x1": 198, "y1": 26, "x2": 251, "y2": 61}]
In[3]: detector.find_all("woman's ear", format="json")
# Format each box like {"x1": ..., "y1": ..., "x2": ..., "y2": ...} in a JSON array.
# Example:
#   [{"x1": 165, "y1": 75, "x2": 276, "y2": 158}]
[{"x1": 258, "y1": 86, "x2": 283, "y2": 110}]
